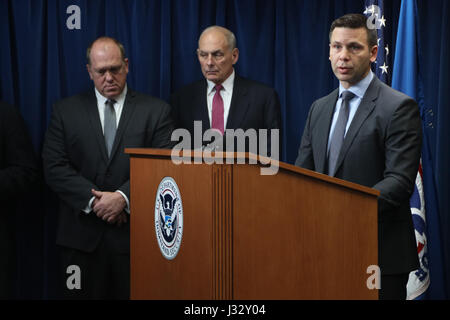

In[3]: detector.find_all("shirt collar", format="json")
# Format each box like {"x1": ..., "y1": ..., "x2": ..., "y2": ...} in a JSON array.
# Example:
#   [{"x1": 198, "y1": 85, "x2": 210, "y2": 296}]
[
  {"x1": 339, "y1": 70, "x2": 373, "y2": 99},
  {"x1": 207, "y1": 69, "x2": 235, "y2": 95},
  {"x1": 95, "y1": 84, "x2": 128, "y2": 105}
]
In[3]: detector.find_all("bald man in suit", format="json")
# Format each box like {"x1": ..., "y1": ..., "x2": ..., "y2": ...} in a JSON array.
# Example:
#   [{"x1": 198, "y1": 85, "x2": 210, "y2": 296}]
[
  {"x1": 43, "y1": 37, "x2": 173, "y2": 299},
  {"x1": 170, "y1": 26, "x2": 281, "y2": 155}
]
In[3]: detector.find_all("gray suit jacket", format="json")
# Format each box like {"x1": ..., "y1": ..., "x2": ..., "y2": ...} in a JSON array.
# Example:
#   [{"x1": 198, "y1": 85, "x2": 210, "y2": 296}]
[
  {"x1": 42, "y1": 89, "x2": 174, "y2": 253},
  {"x1": 295, "y1": 76, "x2": 422, "y2": 275}
]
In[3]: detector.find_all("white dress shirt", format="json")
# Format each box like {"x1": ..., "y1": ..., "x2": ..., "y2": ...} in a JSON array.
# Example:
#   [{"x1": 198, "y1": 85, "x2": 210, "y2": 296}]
[
  {"x1": 206, "y1": 69, "x2": 235, "y2": 129},
  {"x1": 83, "y1": 85, "x2": 130, "y2": 214},
  {"x1": 95, "y1": 85, "x2": 127, "y2": 132}
]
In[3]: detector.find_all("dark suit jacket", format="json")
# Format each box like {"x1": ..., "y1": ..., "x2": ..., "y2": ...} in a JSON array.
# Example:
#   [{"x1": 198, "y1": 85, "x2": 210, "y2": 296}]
[
  {"x1": 42, "y1": 89, "x2": 173, "y2": 254},
  {"x1": 170, "y1": 75, "x2": 281, "y2": 153},
  {"x1": 0, "y1": 101, "x2": 38, "y2": 297},
  {"x1": 295, "y1": 76, "x2": 422, "y2": 275}
]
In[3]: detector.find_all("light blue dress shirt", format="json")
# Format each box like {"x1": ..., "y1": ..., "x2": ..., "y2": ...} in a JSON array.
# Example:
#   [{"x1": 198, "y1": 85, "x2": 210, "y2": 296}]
[{"x1": 327, "y1": 71, "x2": 374, "y2": 155}]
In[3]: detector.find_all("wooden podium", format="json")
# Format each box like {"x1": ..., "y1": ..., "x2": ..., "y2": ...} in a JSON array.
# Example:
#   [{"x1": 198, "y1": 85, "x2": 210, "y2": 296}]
[{"x1": 125, "y1": 149, "x2": 379, "y2": 300}]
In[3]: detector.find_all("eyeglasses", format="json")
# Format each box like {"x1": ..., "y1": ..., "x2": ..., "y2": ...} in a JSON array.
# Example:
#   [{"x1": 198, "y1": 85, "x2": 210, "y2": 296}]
[{"x1": 92, "y1": 63, "x2": 125, "y2": 76}]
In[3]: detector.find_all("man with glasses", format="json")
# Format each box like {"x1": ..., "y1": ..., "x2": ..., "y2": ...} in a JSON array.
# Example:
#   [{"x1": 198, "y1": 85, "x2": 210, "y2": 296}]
[
  {"x1": 170, "y1": 26, "x2": 281, "y2": 155},
  {"x1": 43, "y1": 36, "x2": 174, "y2": 299}
]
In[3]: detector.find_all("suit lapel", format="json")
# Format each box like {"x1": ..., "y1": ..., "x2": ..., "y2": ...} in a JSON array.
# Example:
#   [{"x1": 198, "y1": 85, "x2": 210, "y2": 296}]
[
  {"x1": 316, "y1": 90, "x2": 339, "y2": 173},
  {"x1": 226, "y1": 75, "x2": 250, "y2": 129},
  {"x1": 334, "y1": 77, "x2": 379, "y2": 174},
  {"x1": 194, "y1": 80, "x2": 210, "y2": 130},
  {"x1": 84, "y1": 91, "x2": 109, "y2": 163},
  {"x1": 108, "y1": 89, "x2": 137, "y2": 162}
]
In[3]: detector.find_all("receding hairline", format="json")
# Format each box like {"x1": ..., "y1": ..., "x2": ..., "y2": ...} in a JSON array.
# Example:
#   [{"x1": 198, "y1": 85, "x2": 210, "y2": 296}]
[
  {"x1": 198, "y1": 26, "x2": 237, "y2": 51},
  {"x1": 86, "y1": 37, "x2": 126, "y2": 65}
]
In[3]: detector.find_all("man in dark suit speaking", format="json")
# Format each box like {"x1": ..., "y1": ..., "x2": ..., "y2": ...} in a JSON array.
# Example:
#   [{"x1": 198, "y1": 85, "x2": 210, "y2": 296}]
[
  {"x1": 170, "y1": 26, "x2": 281, "y2": 156},
  {"x1": 295, "y1": 14, "x2": 422, "y2": 299},
  {"x1": 42, "y1": 37, "x2": 173, "y2": 299}
]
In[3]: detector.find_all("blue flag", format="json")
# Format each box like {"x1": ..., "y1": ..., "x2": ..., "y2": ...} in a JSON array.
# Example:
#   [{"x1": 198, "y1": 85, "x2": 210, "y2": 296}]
[{"x1": 391, "y1": 0, "x2": 445, "y2": 300}]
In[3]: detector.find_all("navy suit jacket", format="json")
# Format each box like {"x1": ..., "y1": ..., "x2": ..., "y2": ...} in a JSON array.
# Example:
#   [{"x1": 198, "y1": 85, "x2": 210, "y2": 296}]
[
  {"x1": 42, "y1": 89, "x2": 174, "y2": 253},
  {"x1": 295, "y1": 76, "x2": 422, "y2": 275}
]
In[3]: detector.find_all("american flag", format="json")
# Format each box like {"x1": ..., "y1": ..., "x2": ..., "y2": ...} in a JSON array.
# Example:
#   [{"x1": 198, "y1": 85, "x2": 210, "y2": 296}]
[
  {"x1": 364, "y1": 0, "x2": 430, "y2": 299},
  {"x1": 364, "y1": 0, "x2": 390, "y2": 84}
]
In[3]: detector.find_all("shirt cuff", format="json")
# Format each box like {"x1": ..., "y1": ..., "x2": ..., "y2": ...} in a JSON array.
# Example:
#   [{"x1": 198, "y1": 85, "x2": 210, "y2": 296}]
[
  {"x1": 82, "y1": 196, "x2": 95, "y2": 214},
  {"x1": 116, "y1": 190, "x2": 130, "y2": 214}
]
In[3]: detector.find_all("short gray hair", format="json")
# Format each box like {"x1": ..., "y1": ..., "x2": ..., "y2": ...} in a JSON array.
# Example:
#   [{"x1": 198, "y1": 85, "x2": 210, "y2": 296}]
[{"x1": 199, "y1": 26, "x2": 237, "y2": 50}]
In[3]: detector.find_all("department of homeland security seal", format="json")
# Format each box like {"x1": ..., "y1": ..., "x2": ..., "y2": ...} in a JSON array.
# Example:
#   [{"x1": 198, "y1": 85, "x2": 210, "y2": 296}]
[{"x1": 155, "y1": 177, "x2": 183, "y2": 260}]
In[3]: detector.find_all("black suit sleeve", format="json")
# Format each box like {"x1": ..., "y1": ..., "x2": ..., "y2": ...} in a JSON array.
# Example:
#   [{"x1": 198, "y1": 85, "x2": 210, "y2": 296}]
[
  {"x1": 295, "y1": 101, "x2": 316, "y2": 170},
  {"x1": 263, "y1": 89, "x2": 282, "y2": 157},
  {"x1": 169, "y1": 92, "x2": 180, "y2": 129},
  {"x1": 0, "y1": 103, "x2": 39, "y2": 202},
  {"x1": 42, "y1": 103, "x2": 98, "y2": 211},
  {"x1": 116, "y1": 99, "x2": 175, "y2": 197},
  {"x1": 265, "y1": 89, "x2": 282, "y2": 130},
  {"x1": 150, "y1": 100, "x2": 175, "y2": 149},
  {"x1": 372, "y1": 99, "x2": 422, "y2": 212}
]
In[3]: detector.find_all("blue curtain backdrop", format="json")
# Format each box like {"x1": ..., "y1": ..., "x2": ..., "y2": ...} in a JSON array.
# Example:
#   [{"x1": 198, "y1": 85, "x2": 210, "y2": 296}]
[
  {"x1": 416, "y1": 0, "x2": 450, "y2": 299},
  {"x1": 0, "y1": 0, "x2": 448, "y2": 299}
]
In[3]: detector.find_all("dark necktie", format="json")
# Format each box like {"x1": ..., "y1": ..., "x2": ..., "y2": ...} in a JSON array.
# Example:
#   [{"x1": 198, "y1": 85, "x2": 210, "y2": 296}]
[
  {"x1": 328, "y1": 90, "x2": 355, "y2": 176},
  {"x1": 211, "y1": 84, "x2": 224, "y2": 135},
  {"x1": 104, "y1": 99, "x2": 117, "y2": 157}
]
